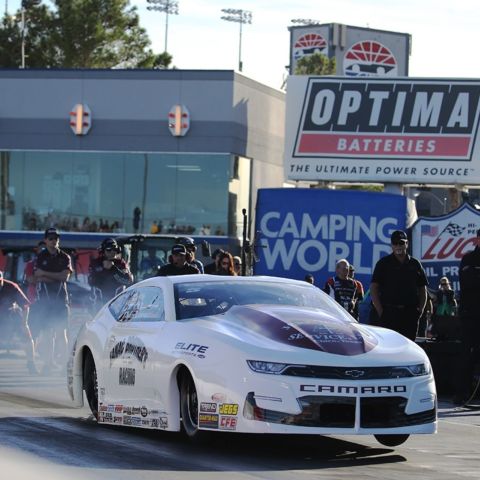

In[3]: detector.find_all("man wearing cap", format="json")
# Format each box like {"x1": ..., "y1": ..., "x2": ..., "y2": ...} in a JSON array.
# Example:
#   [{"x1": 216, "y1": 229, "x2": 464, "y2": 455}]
[
  {"x1": 89, "y1": 238, "x2": 133, "y2": 304},
  {"x1": 177, "y1": 237, "x2": 204, "y2": 273},
  {"x1": 34, "y1": 227, "x2": 73, "y2": 373},
  {"x1": 156, "y1": 244, "x2": 200, "y2": 276},
  {"x1": 370, "y1": 230, "x2": 428, "y2": 341},
  {"x1": 454, "y1": 228, "x2": 480, "y2": 404}
]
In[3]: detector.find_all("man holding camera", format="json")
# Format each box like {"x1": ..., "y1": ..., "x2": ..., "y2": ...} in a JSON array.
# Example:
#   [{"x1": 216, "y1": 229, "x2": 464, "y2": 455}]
[{"x1": 88, "y1": 238, "x2": 133, "y2": 303}]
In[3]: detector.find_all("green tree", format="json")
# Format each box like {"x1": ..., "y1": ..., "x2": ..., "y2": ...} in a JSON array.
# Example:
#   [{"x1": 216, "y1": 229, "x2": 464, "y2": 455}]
[
  {"x1": 294, "y1": 53, "x2": 336, "y2": 76},
  {"x1": 0, "y1": 0, "x2": 159, "y2": 68}
]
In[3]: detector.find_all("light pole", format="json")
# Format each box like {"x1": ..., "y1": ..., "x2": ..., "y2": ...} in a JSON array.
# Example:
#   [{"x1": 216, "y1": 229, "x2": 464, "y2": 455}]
[
  {"x1": 20, "y1": 0, "x2": 41, "y2": 69},
  {"x1": 146, "y1": 0, "x2": 179, "y2": 53},
  {"x1": 291, "y1": 18, "x2": 322, "y2": 26},
  {"x1": 221, "y1": 8, "x2": 252, "y2": 72}
]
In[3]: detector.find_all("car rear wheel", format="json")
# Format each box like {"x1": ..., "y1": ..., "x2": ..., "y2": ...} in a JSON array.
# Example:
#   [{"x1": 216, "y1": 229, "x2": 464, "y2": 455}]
[
  {"x1": 180, "y1": 373, "x2": 201, "y2": 439},
  {"x1": 374, "y1": 434, "x2": 410, "y2": 447},
  {"x1": 83, "y1": 351, "x2": 98, "y2": 420}
]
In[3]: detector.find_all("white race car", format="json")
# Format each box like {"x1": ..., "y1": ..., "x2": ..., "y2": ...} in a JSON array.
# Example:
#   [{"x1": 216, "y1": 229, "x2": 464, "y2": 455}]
[{"x1": 68, "y1": 275, "x2": 437, "y2": 447}]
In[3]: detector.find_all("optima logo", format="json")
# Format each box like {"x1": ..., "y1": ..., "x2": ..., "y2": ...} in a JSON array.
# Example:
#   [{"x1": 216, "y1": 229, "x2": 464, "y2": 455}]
[{"x1": 294, "y1": 79, "x2": 480, "y2": 161}]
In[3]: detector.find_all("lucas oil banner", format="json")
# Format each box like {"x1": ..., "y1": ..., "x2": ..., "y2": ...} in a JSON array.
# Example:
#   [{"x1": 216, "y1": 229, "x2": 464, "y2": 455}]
[
  {"x1": 254, "y1": 189, "x2": 407, "y2": 288},
  {"x1": 411, "y1": 203, "x2": 480, "y2": 292}
]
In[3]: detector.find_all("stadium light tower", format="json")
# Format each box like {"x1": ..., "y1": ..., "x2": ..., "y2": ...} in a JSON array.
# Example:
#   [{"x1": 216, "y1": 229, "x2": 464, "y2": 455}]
[
  {"x1": 146, "y1": 0, "x2": 179, "y2": 53},
  {"x1": 291, "y1": 18, "x2": 321, "y2": 25},
  {"x1": 221, "y1": 8, "x2": 252, "y2": 72},
  {"x1": 20, "y1": 0, "x2": 41, "y2": 69}
]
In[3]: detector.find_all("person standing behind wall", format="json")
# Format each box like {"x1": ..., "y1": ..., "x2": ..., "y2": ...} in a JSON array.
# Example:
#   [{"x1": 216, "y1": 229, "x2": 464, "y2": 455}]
[
  {"x1": 370, "y1": 230, "x2": 428, "y2": 341},
  {"x1": 453, "y1": 229, "x2": 480, "y2": 404}
]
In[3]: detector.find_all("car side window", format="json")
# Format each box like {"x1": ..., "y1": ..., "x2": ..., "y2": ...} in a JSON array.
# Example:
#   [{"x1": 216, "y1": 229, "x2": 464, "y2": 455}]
[
  {"x1": 113, "y1": 287, "x2": 165, "y2": 323},
  {"x1": 109, "y1": 291, "x2": 131, "y2": 320}
]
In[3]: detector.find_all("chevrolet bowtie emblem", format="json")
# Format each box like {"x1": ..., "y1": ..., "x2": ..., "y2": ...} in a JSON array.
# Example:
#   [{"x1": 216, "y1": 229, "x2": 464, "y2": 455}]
[{"x1": 344, "y1": 369, "x2": 365, "y2": 378}]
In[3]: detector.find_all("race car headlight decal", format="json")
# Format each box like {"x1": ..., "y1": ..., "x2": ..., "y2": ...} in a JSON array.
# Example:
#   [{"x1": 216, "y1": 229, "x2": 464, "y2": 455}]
[
  {"x1": 390, "y1": 363, "x2": 430, "y2": 378},
  {"x1": 247, "y1": 360, "x2": 288, "y2": 374}
]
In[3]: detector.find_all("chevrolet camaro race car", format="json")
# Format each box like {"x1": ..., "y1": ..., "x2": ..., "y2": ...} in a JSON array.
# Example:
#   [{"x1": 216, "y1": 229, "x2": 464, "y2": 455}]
[{"x1": 68, "y1": 275, "x2": 437, "y2": 447}]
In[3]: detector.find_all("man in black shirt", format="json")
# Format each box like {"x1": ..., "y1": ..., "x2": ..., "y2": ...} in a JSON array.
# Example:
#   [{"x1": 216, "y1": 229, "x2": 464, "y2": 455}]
[
  {"x1": 157, "y1": 244, "x2": 200, "y2": 276},
  {"x1": 454, "y1": 228, "x2": 480, "y2": 404},
  {"x1": 34, "y1": 227, "x2": 73, "y2": 373},
  {"x1": 370, "y1": 230, "x2": 428, "y2": 340}
]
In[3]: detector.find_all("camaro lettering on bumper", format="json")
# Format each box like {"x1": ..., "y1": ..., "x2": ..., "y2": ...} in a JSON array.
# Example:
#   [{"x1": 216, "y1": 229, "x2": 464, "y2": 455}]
[{"x1": 300, "y1": 384, "x2": 407, "y2": 394}]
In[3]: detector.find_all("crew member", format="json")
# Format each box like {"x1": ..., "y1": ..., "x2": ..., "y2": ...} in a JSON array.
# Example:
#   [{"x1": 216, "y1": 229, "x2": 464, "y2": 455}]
[
  {"x1": 348, "y1": 264, "x2": 364, "y2": 320},
  {"x1": 454, "y1": 229, "x2": 480, "y2": 405},
  {"x1": 177, "y1": 237, "x2": 204, "y2": 273},
  {"x1": 204, "y1": 248, "x2": 225, "y2": 274},
  {"x1": 89, "y1": 238, "x2": 133, "y2": 303},
  {"x1": 370, "y1": 230, "x2": 428, "y2": 341},
  {"x1": 0, "y1": 271, "x2": 37, "y2": 374},
  {"x1": 323, "y1": 259, "x2": 360, "y2": 317},
  {"x1": 34, "y1": 227, "x2": 73, "y2": 374},
  {"x1": 156, "y1": 244, "x2": 200, "y2": 276}
]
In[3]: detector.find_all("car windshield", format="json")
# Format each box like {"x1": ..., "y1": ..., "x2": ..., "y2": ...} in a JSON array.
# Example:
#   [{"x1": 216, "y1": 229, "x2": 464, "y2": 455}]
[{"x1": 174, "y1": 280, "x2": 350, "y2": 321}]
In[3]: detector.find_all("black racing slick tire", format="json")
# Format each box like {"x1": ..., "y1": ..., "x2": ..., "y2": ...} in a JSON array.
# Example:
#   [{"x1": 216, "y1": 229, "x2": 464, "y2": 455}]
[
  {"x1": 374, "y1": 434, "x2": 410, "y2": 447},
  {"x1": 83, "y1": 352, "x2": 98, "y2": 420},
  {"x1": 180, "y1": 373, "x2": 202, "y2": 439}
]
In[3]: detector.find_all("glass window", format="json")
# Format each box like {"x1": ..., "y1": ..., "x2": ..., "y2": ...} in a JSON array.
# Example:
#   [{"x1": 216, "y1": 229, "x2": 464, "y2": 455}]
[
  {"x1": 113, "y1": 287, "x2": 165, "y2": 323},
  {"x1": 174, "y1": 281, "x2": 350, "y2": 321},
  {"x1": 2, "y1": 151, "x2": 244, "y2": 237}
]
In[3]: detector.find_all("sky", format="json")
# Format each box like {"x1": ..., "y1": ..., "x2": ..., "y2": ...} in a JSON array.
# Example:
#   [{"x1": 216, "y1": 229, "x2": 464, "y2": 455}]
[{"x1": 7, "y1": 0, "x2": 480, "y2": 90}]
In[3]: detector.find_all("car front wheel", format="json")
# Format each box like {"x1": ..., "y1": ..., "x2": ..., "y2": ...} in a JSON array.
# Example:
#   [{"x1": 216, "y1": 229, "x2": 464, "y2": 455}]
[{"x1": 374, "y1": 434, "x2": 410, "y2": 447}]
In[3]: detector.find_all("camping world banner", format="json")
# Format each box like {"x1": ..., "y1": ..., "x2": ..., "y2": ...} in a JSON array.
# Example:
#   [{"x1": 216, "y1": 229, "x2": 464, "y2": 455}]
[
  {"x1": 411, "y1": 203, "x2": 480, "y2": 291},
  {"x1": 285, "y1": 76, "x2": 480, "y2": 184},
  {"x1": 254, "y1": 188, "x2": 407, "y2": 289}
]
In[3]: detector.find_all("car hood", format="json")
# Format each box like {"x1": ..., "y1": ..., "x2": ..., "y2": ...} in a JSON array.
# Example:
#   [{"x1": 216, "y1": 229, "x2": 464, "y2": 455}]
[{"x1": 195, "y1": 304, "x2": 381, "y2": 356}]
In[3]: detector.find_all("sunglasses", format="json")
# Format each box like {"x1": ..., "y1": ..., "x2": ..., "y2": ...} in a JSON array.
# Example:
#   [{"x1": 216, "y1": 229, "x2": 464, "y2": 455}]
[
  {"x1": 440, "y1": 283, "x2": 449, "y2": 286},
  {"x1": 46, "y1": 236, "x2": 58, "y2": 241},
  {"x1": 392, "y1": 240, "x2": 407, "y2": 245}
]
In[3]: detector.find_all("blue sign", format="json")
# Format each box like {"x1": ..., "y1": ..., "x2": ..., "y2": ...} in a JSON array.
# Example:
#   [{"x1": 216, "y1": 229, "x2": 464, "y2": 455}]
[{"x1": 254, "y1": 188, "x2": 407, "y2": 290}]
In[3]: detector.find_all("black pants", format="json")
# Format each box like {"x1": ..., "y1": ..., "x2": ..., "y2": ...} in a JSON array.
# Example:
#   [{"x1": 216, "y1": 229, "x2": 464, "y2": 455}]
[
  {"x1": 455, "y1": 315, "x2": 480, "y2": 399},
  {"x1": 370, "y1": 305, "x2": 420, "y2": 341}
]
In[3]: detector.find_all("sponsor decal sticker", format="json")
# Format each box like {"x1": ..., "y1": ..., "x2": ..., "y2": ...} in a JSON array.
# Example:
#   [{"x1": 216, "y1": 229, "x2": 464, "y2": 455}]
[
  {"x1": 159, "y1": 417, "x2": 168, "y2": 429},
  {"x1": 174, "y1": 342, "x2": 209, "y2": 359},
  {"x1": 219, "y1": 404, "x2": 238, "y2": 416},
  {"x1": 110, "y1": 336, "x2": 148, "y2": 367},
  {"x1": 199, "y1": 414, "x2": 219, "y2": 429},
  {"x1": 200, "y1": 402, "x2": 217, "y2": 413},
  {"x1": 219, "y1": 416, "x2": 237, "y2": 430}
]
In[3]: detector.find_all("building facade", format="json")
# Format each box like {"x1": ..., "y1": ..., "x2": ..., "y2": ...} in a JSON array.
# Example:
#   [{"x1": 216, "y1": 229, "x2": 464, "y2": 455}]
[{"x1": 0, "y1": 69, "x2": 285, "y2": 236}]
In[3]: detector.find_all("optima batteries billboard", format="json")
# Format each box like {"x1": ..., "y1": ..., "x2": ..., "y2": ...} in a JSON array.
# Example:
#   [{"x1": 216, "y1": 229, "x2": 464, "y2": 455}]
[
  {"x1": 254, "y1": 188, "x2": 407, "y2": 288},
  {"x1": 285, "y1": 76, "x2": 480, "y2": 184}
]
